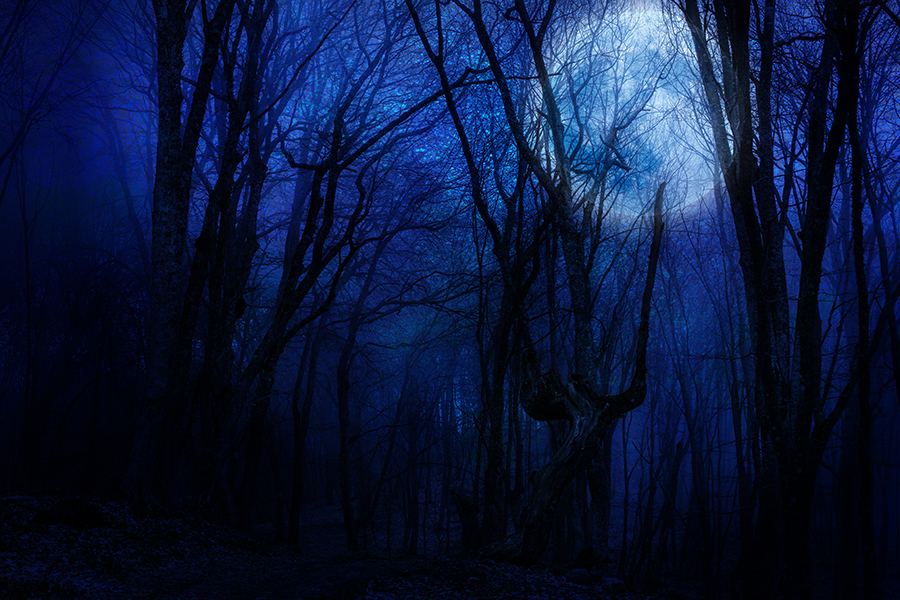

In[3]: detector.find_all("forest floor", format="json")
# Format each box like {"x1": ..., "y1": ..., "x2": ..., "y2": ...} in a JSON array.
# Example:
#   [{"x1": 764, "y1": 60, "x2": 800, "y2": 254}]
[{"x1": 0, "y1": 493, "x2": 682, "y2": 600}]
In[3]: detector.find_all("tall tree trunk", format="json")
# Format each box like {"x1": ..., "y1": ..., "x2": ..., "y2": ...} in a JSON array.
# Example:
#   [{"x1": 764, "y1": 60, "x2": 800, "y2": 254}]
[
  {"x1": 482, "y1": 290, "x2": 513, "y2": 545},
  {"x1": 288, "y1": 321, "x2": 324, "y2": 545},
  {"x1": 238, "y1": 362, "x2": 276, "y2": 529},
  {"x1": 404, "y1": 398, "x2": 421, "y2": 555},
  {"x1": 681, "y1": 1, "x2": 860, "y2": 595},
  {"x1": 835, "y1": 394, "x2": 860, "y2": 600},
  {"x1": 126, "y1": 0, "x2": 236, "y2": 507},
  {"x1": 486, "y1": 185, "x2": 665, "y2": 563},
  {"x1": 337, "y1": 332, "x2": 359, "y2": 552},
  {"x1": 588, "y1": 429, "x2": 613, "y2": 558},
  {"x1": 849, "y1": 63, "x2": 876, "y2": 596}
]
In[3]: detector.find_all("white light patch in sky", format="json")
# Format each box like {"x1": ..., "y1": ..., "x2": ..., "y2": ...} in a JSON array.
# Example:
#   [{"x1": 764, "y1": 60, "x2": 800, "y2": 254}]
[{"x1": 540, "y1": 1, "x2": 714, "y2": 217}]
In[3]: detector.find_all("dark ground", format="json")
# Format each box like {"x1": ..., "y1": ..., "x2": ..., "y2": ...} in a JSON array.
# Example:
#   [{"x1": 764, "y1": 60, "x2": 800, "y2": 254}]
[{"x1": 0, "y1": 493, "x2": 682, "y2": 600}]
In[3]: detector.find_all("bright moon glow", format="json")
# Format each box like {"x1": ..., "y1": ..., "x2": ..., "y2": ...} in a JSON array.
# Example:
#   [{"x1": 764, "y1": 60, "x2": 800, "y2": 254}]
[{"x1": 541, "y1": 2, "x2": 714, "y2": 217}]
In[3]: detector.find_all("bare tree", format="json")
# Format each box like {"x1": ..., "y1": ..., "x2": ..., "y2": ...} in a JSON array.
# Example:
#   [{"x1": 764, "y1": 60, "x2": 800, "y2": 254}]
[
  {"x1": 675, "y1": 0, "x2": 884, "y2": 595},
  {"x1": 408, "y1": 0, "x2": 668, "y2": 562},
  {"x1": 124, "y1": 0, "x2": 239, "y2": 506}
]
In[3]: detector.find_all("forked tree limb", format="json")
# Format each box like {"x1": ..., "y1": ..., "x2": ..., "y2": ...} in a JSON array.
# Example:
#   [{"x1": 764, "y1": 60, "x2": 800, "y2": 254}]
[{"x1": 486, "y1": 183, "x2": 666, "y2": 564}]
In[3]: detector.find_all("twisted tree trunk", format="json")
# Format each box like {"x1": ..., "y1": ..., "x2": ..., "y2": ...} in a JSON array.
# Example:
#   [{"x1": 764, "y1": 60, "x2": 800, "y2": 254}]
[{"x1": 485, "y1": 184, "x2": 665, "y2": 564}]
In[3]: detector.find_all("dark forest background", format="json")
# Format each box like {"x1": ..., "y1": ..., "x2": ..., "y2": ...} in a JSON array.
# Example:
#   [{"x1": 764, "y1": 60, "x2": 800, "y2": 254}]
[{"x1": 1, "y1": 0, "x2": 898, "y2": 598}]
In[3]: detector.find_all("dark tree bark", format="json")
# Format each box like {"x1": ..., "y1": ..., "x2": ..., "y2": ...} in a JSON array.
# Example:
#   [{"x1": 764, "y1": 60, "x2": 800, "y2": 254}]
[
  {"x1": 485, "y1": 184, "x2": 665, "y2": 564},
  {"x1": 403, "y1": 397, "x2": 421, "y2": 555},
  {"x1": 408, "y1": 0, "x2": 668, "y2": 562},
  {"x1": 680, "y1": 0, "x2": 864, "y2": 596},
  {"x1": 126, "y1": 0, "x2": 237, "y2": 507},
  {"x1": 849, "y1": 56, "x2": 876, "y2": 598},
  {"x1": 187, "y1": 0, "x2": 275, "y2": 512},
  {"x1": 407, "y1": 0, "x2": 547, "y2": 547},
  {"x1": 288, "y1": 319, "x2": 325, "y2": 545},
  {"x1": 234, "y1": 5, "x2": 459, "y2": 521}
]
